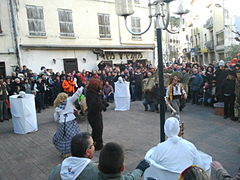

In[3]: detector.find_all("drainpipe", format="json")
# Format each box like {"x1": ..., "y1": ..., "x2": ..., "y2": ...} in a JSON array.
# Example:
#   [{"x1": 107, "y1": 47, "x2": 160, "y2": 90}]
[
  {"x1": 118, "y1": 16, "x2": 122, "y2": 45},
  {"x1": 9, "y1": 0, "x2": 21, "y2": 67}
]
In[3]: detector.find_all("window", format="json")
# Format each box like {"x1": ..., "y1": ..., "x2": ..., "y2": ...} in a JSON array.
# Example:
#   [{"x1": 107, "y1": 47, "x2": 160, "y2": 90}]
[
  {"x1": 58, "y1": 9, "x2": 74, "y2": 37},
  {"x1": 131, "y1": 17, "x2": 141, "y2": 40},
  {"x1": 216, "y1": 32, "x2": 224, "y2": 46},
  {"x1": 134, "y1": 0, "x2": 140, "y2": 4},
  {"x1": 0, "y1": 21, "x2": 2, "y2": 33},
  {"x1": 26, "y1": 5, "x2": 46, "y2": 36},
  {"x1": 98, "y1": 13, "x2": 111, "y2": 38},
  {"x1": 204, "y1": 33, "x2": 207, "y2": 42}
]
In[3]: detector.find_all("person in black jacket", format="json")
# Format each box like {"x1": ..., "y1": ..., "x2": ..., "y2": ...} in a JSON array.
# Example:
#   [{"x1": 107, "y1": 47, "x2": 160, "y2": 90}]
[
  {"x1": 86, "y1": 79, "x2": 105, "y2": 150},
  {"x1": 214, "y1": 64, "x2": 228, "y2": 102},
  {"x1": 222, "y1": 72, "x2": 236, "y2": 120}
]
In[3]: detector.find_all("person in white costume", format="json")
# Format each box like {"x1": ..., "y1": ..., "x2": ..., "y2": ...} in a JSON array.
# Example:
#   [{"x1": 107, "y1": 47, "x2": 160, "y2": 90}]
[
  {"x1": 114, "y1": 77, "x2": 131, "y2": 111},
  {"x1": 144, "y1": 117, "x2": 212, "y2": 180}
]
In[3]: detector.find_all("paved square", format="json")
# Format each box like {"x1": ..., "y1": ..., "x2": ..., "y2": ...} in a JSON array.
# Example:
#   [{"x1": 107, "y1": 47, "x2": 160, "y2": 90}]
[{"x1": 0, "y1": 102, "x2": 239, "y2": 180}]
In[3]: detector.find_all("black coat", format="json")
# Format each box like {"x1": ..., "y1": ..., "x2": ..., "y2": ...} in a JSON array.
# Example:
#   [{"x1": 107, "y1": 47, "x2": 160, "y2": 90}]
[{"x1": 86, "y1": 90, "x2": 104, "y2": 148}]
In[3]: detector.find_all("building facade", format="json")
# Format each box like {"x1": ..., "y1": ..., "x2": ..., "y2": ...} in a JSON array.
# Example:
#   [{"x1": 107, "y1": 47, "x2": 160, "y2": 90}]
[
  {"x1": 0, "y1": 0, "x2": 18, "y2": 77},
  {"x1": 0, "y1": 0, "x2": 156, "y2": 76},
  {"x1": 185, "y1": 0, "x2": 240, "y2": 65}
]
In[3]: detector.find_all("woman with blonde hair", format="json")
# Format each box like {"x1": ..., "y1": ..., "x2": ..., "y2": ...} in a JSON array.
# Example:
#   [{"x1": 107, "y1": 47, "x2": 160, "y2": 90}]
[
  {"x1": 52, "y1": 87, "x2": 84, "y2": 156},
  {"x1": 179, "y1": 165, "x2": 209, "y2": 180}
]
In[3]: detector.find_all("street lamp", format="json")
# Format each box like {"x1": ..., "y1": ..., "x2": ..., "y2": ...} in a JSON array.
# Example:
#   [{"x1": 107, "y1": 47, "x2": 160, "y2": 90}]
[{"x1": 115, "y1": 0, "x2": 189, "y2": 142}]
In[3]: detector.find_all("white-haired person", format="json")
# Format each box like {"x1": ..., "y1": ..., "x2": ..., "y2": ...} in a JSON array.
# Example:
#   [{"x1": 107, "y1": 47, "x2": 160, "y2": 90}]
[
  {"x1": 52, "y1": 86, "x2": 84, "y2": 157},
  {"x1": 144, "y1": 117, "x2": 211, "y2": 180}
]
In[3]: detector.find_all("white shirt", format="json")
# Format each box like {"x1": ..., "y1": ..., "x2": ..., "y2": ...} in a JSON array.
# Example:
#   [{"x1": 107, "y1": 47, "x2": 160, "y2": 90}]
[
  {"x1": 166, "y1": 83, "x2": 186, "y2": 98},
  {"x1": 54, "y1": 87, "x2": 83, "y2": 123}
]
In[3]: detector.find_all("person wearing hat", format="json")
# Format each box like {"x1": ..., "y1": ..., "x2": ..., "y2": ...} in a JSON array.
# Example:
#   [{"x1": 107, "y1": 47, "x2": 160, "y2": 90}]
[
  {"x1": 33, "y1": 76, "x2": 46, "y2": 113},
  {"x1": 214, "y1": 60, "x2": 227, "y2": 102}
]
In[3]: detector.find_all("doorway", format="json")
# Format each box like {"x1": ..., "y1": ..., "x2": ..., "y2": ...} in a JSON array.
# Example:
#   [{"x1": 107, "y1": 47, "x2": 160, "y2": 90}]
[
  {"x1": 63, "y1": 58, "x2": 78, "y2": 73},
  {"x1": 0, "y1": 62, "x2": 6, "y2": 77}
]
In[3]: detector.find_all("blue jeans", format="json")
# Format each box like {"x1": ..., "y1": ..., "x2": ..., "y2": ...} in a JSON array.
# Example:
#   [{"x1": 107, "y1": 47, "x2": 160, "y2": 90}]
[{"x1": 143, "y1": 99, "x2": 155, "y2": 111}]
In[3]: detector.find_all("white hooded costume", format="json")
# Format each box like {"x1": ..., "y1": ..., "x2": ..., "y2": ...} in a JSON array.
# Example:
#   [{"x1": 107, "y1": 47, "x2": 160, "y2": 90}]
[
  {"x1": 60, "y1": 157, "x2": 90, "y2": 180},
  {"x1": 114, "y1": 77, "x2": 130, "y2": 111},
  {"x1": 144, "y1": 117, "x2": 212, "y2": 180}
]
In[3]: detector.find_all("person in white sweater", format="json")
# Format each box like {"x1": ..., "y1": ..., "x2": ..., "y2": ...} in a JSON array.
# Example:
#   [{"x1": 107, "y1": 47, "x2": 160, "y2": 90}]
[{"x1": 52, "y1": 87, "x2": 83, "y2": 156}]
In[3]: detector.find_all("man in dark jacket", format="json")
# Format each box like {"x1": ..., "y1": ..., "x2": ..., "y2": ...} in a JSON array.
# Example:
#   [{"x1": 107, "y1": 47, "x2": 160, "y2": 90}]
[
  {"x1": 97, "y1": 142, "x2": 150, "y2": 180},
  {"x1": 189, "y1": 68, "x2": 203, "y2": 104},
  {"x1": 214, "y1": 62, "x2": 228, "y2": 102},
  {"x1": 222, "y1": 72, "x2": 236, "y2": 120},
  {"x1": 48, "y1": 132, "x2": 98, "y2": 180}
]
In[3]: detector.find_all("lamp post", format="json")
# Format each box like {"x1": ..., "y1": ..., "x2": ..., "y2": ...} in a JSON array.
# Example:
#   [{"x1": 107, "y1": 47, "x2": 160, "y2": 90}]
[{"x1": 115, "y1": 0, "x2": 189, "y2": 142}]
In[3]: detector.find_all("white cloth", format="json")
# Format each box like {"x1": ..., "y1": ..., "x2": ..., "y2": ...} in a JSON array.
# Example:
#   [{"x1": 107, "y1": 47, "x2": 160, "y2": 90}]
[
  {"x1": 144, "y1": 117, "x2": 211, "y2": 174},
  {"x1": 54, "y1": 87, "x2": 83, "y2": 123},
  {"x1": 60, "y1": 157, "x2": 91, "y2": 180},
  {"x1": 114, "y1": 78, "x2": 130, "y2": 111},
  {"x1": 10, "y1": 94, "x2": 38, "y2": 134}
]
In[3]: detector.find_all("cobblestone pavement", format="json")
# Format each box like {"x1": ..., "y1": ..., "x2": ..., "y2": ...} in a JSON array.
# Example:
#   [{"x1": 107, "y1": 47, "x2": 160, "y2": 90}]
[{"x1": 0, "y1": 102, "x2": 239, "y2": 180}]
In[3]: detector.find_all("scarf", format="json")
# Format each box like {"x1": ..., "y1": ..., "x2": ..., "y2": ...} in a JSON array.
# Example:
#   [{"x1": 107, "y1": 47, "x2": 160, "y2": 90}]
[{"x1": 57, "y1": 100, "x2": 67, "y2": 110}]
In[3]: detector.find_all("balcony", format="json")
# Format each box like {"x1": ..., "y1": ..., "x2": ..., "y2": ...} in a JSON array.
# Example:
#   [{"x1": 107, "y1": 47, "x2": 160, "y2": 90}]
[
  {"x1": 204, "y1": 17, "x2": 213, "y2": 29},
  {"x1": 194, "y1": 45, "x2": 201, "y2": 52},
  {"x1": 205, "y1": 41, "x2": 214, "y2": 50}
]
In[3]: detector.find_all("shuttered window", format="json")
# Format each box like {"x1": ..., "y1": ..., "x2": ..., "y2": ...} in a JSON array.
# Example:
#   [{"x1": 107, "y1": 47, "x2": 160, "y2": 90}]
[
  {"x1": 26, "y1": 5, "x2": 46, "y2": 36},
  {"x1": 98, "y1": 13, "x2": 111, "y2": 38},
  {"x1": 58, "y1": 9, "x2": 74, "y2": 37},
  {"x1": 134, "y1": 0, "x2": 140, "y2": 4},
  {"x1": 131, "y1": 17, "x2": 141, "y2": 40}
]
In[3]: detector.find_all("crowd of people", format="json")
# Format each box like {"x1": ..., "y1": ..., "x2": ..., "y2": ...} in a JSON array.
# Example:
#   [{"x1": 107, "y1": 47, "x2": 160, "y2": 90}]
[
  {"x1": 0, "y1": 58, "x2": 240, "y2": 121},
  {"x1": 0, "y1": 58, "x2": 239, "y2": 179}
]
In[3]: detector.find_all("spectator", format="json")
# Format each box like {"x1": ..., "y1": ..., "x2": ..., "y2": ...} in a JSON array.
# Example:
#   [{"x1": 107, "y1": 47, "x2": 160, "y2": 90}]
[
  {"x1": 103, "y1": 81, "x2": 114, "y2": 102},
  {"x1": 214, "y1": 60, "x2": 228, "y2": 102},
  {"x1": 10, "y1": 78, "x2": 25, "y2": 95},
  {"x1": 62, "y1": 76, "x2": 77, "y2": 96},
  {"x1": 52, "y1": 76, "x2": 62, "y2": 100},
  {"x1": 0, "y1": 76, "x2": 10, "y2": 122},
  {"x1": 211, "y1": 161, "x2": 240, "y2": 180},
  {"x1": 234, "y1": 70, "x2": 240, "y2": 121},
  {"x1": 98, "y1": 142, "x2": 150, "y2": 180},
  {"x1": 48, "y1": 132, "x2": 98, "y2": 180},
  {"x1": 189, "y1": 68, "x2": 203, "y2": 104},
  {"x1": 33, "y1": 77, "x2": 45, "y2": 113},
  {"x1": 98, "y1": 60, "x2": 106, "y2": 71},
  {"x1": 178, "y1": 165, "x2": 210, "y2": 180},
  {"x1": 222, "y1": 72, "x2": 236, "y2": 120}
]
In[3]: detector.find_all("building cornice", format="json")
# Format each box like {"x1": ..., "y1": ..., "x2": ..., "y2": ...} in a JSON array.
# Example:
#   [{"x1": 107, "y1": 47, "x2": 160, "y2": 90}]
[{"x1": 19, "y1": 44, "x2": 155, "y2": 50}]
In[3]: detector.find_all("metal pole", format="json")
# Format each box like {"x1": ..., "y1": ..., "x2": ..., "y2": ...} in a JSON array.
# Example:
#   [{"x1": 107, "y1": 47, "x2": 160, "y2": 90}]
[{"x1": 156, "y1": 27, "x2": 165, "y2": 142}]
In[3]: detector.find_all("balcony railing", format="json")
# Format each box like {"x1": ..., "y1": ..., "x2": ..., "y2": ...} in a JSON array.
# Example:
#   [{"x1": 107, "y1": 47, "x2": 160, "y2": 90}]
[
  {"x1": 204, "y1": 17, "x2": 213, "y2": 29},
  {"x1": 194, "y1": 45, "x2": 201, "y2": 52},
  {"x1": 205, "y1": 41, "x2": 214, "y2": 49}
]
